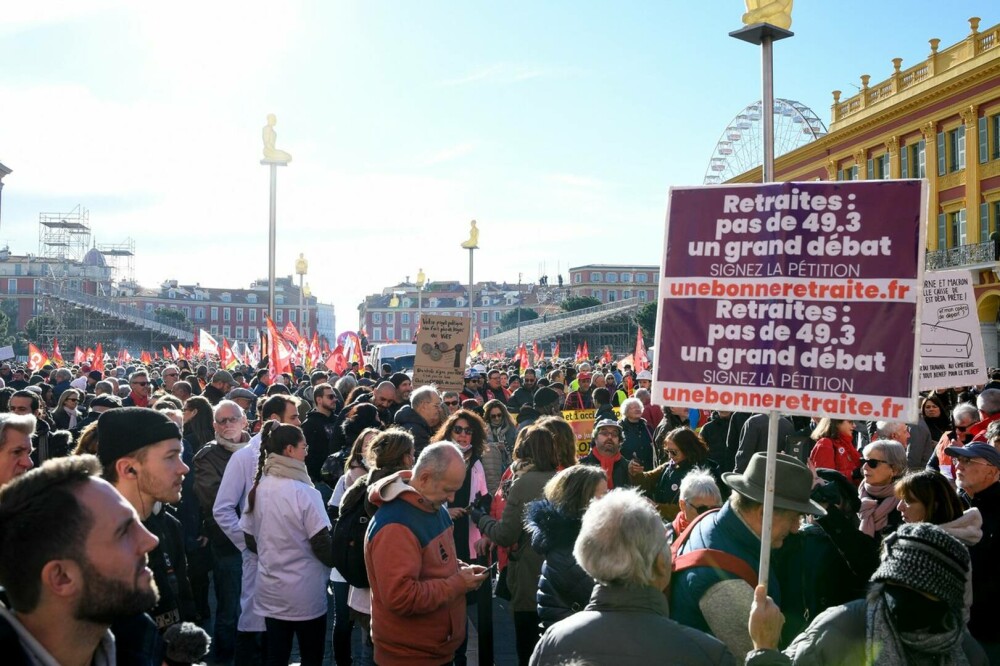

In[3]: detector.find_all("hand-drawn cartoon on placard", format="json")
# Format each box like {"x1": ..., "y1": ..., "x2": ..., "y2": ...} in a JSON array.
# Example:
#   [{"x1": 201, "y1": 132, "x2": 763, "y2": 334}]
[
  {"x1": 918, "y1": 270, "x2": 987, "y2": 390},
  {"x1": 921, "y1": 305, "x2": 972, "y2": 359},
  {"x1": 412, "y1": 315, "x2": 471, "y2": 391}
]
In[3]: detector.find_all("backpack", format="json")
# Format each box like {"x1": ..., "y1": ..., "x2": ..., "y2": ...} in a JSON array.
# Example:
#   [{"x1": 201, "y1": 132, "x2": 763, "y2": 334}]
[
  {"x1": 670, "y1": 508, "x2": 757, "y2": 587},
  {"x1": 331, "y1": 483, "x2": 371, "y2": 588},
  {"x1": 321, "y1": 449, "x2": 349, "y2": 487}
]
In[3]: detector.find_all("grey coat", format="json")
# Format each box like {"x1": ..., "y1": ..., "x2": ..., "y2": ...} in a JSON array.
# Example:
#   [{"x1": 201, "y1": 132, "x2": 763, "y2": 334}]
[
  {"x1": 530, "y1": 584, "x2": 735, "y2": 666},
  {"x1": 478, "y1": 468, "x2": 556, "y2": 612}
]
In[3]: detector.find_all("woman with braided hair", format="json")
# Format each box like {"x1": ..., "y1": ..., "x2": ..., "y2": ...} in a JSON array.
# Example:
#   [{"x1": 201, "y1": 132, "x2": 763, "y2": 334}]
[{"x1": 239, "y1": 420, "x2": 333, "y2": 666}]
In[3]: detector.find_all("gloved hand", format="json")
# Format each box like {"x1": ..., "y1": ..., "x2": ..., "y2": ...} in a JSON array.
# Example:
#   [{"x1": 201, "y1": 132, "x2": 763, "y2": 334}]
[
  {"x1": 473, "y1": 492, "x2": 493, "y2": 515},
  {"x1": 470, "y1": 506, "x2": 485, "y2": 524}
]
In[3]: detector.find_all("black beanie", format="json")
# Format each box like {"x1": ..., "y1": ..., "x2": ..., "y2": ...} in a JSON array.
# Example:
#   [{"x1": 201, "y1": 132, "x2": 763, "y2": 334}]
[
  {"x1": 97, "y1": 407, "x2": 183, "y2": 467},
  {"x1": 389, "y1": 372, "x2": 410, "y2": 389},
  {"x1": 533, "y1": 387, "x2": 559, "y2": 409}
]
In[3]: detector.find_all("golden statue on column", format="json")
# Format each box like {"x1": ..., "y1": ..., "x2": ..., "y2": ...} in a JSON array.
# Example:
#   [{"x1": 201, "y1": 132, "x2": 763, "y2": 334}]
[
  {"x1": 461, "y1": 220, "x2": 480, "y2": 249},
  {"x1": 742, "y1": 0, "x2": 793, "y2": 29},
  {"x1": 262, "y1": 114, "x2": 292, "y2": 164}
]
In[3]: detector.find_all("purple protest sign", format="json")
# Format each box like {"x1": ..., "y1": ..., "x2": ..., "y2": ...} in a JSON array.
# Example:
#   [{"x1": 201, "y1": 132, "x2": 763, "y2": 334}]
[{"x1": 653, "y1": 181, "x2": 927, "y2": 422}]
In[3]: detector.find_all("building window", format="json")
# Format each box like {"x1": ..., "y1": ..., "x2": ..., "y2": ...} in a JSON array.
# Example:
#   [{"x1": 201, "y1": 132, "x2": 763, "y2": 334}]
[
  {"x1": 247, "y1": 293, "x2": 258, "y2": 304},
  {"x1": 591, "y1": 272, "x2": 602, "y2": 282},
  {"x1": 224, "y1": 308, "x2": 231, "y2": 321},
  {"x1": 290, "y1": 311, "x2": 296, "y2": 323},
  {"x1": 183, "y1": 306, "x2": 191, "y2": 318},
  {"x1": 373, "y1": 312, "x2": 382, "y2": 324},
  {"x1": 220, "y1": 293, "x2": 231, "y2": 303},
  {"x1": 386, "y1": 328, "x2": 394, "y2": 341},
  {"x1": 6, "y1": 279, "x2": 15, "y2": 294},
  {"x1": 868, "y1": 153, "x2": 889, "y2": 180},
  {"x1": 401, "y1": 313, "x2": 410, "y2": 324},
  {"x1": 372, "y1": 328, "x2": 382, "y2": 342},
  {"x1": 593, "y1": 289, "x2": 602, "y2": 300},
  {"x1": 623, "y1": 290, "x2": 632, "y2": 299},
  {"x1": 223, "y1": 325, "x2": 231, "y2": 338},
  {"x1": 249, "y1": 309, "x2": 257, "y2": 323},
  {"x1": 574, "y1": 273, "x2": 582, "y2": 284},
  {"x1": 636, "y1": 273, "x2": 648, "y2": 283},
  {"x1": 901, "y1": 140, "x2": 926, "y2": 178},
  {"x1": 939, "y1": 210, "x2": 967, "y2": 249},
  {"x1": 938, "y1": 126, "x2": 966, "y2": 175},
  {"x1": 236, "y1": 309, "x2": 244, "y2": 322},
  {"x1": 494, "y1": 311, "x2": 501, "y2": 322},
  {"x1": 481, "y1": 327, "x2": 490, "y2": 338},
  {"x1": 838, "y1": 165, "x2": 858, "y2": 181},
  {"x1": 608, "y1": 290, "x2": 617, "y2": 302},
  {"x1": 386, "y1": 312, "x2": 394, "y2": 324},
  {"x1": 236, "y1": 326, "x2": 244, "y2": 340},
  {"x1": 402, "y1": 328, "x2": 411, "y2": 340},
  {"x1": 195, "y1": 307, "x2": 206, "y2": 321},
  {"x1": 211, "y1": 307, "x2": 219, "y2": 320},
  {"x1": 210, "y1": 326, "x2": 219, "y2": 336},
  {"x1": 639, "y1": 290, "x2": 648, "y2": 301},
  {"x1": 276, "y1": 310, "x2": 283, "y2": 323},
  {"x1": 605, "y1": 272, "x2": 617, "y2": 282},
  {"x1": 621, "y1": 273, "x2": 632, "y2": 282}
]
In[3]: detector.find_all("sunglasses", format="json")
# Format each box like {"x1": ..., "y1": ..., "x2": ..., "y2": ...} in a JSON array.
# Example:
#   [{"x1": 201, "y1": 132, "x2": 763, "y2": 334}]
[
  {"x1": 216, "y1": 416, "x2": 242, "y2": 425},
  {"x1": 131, "y1": 381, "x2": 149, "y2": 387},
  {"x1": 690, "y1": 504, "x2": 716, "y2": 515},
  {"x1": 444, "y1": 400, "x2": 460, "y2": 406},
  {"x1": 955, "y1": 424, "x2": 970, "y2": 432},
  {"x1": 860, "y1": 458, "x2": 888, "y2": 469},
  {"x1": 452, "y1": 425, "x2": 474, "y2": 435},
  {"x1": 489, "y1": 412, "x2": 503, "y2": 419}
]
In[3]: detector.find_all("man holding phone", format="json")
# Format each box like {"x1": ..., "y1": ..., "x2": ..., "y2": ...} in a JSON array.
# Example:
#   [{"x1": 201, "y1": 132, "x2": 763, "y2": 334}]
[{"x1": 364, "y1": 442, "x2": 488, "y2": 666}]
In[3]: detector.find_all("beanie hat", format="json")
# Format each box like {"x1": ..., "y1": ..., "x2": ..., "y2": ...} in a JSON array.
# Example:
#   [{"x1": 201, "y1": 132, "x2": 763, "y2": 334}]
[
  {"x1": 871, "y1": 522, "x2": 969, "y2": 612},
  {"x1": 533, "y1": 386, "x2": 559, "y2": 409},
  {"x1": 97, "y1": 407, "x2": 182, "y2": 467},
  {"x1": 389, "y1": 372, "x2": 410, "y2": 389}
]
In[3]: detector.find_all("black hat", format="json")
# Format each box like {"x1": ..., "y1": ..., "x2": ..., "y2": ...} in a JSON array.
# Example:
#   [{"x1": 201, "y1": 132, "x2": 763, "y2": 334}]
[
  {"x1": 88, "y1": 370, "x2": 104, "y2": 382},
  {"x1": 872, "y1": 522, "x2": 969, "y2": 612},
  {"x1": 533, "y1": 387, "x2": 559, "y2": 409},
  {"x1": 97, "y1": 407, "x2": 182, "y2": 467},
  {"x1": 722, "y1": 452, "x2": 826, "y2": 516},
  {"x1": 90, "y1": 394, "x2": 123, "y2": 410},
  {"x1": 389, "y1": 372, "x2": 410, "y2": 388}
]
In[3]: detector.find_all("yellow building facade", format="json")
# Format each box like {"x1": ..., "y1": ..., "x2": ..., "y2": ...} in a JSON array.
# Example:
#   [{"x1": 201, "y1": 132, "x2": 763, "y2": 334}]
[{"x1": 730, "y1": 17, "x2": 1000, "y2": 365}]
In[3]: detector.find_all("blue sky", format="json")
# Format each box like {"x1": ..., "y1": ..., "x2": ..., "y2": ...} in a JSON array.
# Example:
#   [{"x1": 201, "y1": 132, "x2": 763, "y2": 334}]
[{"x1": 0, "y1": 1, "x2": 995, "y2": 331}]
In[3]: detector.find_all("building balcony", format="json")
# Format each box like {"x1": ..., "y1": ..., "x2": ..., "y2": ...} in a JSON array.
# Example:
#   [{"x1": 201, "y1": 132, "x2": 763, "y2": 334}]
[{"x1": 925, "y1": 240, "x2": 996, "y2": 271}]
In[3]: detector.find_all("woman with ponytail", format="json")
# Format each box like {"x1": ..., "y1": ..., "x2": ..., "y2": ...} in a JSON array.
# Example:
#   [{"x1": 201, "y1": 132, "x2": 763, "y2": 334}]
[{"x1": 239, "y1": 420, "x2": 333, "y2": 666}]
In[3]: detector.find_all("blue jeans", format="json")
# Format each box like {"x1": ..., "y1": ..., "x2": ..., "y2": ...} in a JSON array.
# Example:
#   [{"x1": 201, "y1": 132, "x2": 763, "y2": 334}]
[{"x1": 211, "y1": 545, "x2": 243, "y2": 660}]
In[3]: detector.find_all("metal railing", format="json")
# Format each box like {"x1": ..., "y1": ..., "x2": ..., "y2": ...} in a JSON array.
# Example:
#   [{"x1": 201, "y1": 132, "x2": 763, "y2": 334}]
[
  {"x1": 483, "y1": 297, "x2": 641, "y2": 351},
  {"x1": 36, "y1": 279, "x2": 190, "y2": 340},
  {"x1": 925, "y1": 240, "x2": 995, "y2": 271}
]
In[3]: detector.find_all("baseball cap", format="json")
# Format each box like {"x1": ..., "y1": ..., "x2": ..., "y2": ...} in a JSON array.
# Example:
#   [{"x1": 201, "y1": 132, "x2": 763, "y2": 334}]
[{"x1": 943, "y1": 441, "x2": 1000, "y2": 468}]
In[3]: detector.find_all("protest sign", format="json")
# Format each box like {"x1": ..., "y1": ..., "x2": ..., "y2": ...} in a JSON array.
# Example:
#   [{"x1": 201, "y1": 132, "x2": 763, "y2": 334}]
[
  {"x1": 919, "y1": 270, "x2": 987, "y2": 390},
  {"x1": 653, "y1": 181, "x2": 926, "y2": 422},
  {"x1": 412, "y1": 315, "x2": 470, "y2": 391},
  {"x1": 561, "y1": 408, "x2": 621, "y2": 457}
]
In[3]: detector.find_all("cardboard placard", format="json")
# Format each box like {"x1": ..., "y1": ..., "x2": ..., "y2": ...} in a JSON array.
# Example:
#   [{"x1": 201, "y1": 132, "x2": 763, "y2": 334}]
[{"x1": 412, "y1": 315, "x2": 471, "y2": 391}]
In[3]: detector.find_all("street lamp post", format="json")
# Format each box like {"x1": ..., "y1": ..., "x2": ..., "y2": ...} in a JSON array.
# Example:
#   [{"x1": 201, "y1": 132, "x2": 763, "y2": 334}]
[
  {"x1": 516, "y1": 272, "x2": 522, "y2": 349},
  {"x1": 415, "y1": 268, "x2": 426, "y2": 339},
  {"x1": 461, "y1": 221, "x2": 479, "y2": 348},
  {"x1": 296, "y1": 253, "x2": 308, "y2": 337}
]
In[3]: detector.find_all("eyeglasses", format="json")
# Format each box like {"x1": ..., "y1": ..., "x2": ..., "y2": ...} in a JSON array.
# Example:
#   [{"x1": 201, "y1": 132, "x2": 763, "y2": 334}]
[
  {"x1": 216, "y1": 416, "x2": 242, "y2": 425},
  {"x1": 131, "y1": 381, "x2": 148, "y2": 387},
  {"x1": 690, "y1": 504, "x2": 716, "y2": 515},
  {"x1": 489, "y1": 412, "x2": 503, "y2": 419},
  {"x1": 452, "y1": 425, "x2": 474, "y2": 435},
  {"x1": 955, "y1": 424, "x2": 971, "y2": 432},
  {"x1": 444, "y1": 400, "x2": 459, "y2": 407},
  {"x1": 860, "y1": 458, "x2": 888, "y2": 469},
  {"x1": 954, "y1": 456, "x2": 992, "y2": 467}
]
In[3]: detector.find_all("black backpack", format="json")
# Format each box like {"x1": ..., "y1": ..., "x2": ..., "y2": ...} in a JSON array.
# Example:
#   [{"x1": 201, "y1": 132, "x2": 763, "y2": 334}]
[{"x1": 331, "y1": 483, "x2": 371, "y2": 588}]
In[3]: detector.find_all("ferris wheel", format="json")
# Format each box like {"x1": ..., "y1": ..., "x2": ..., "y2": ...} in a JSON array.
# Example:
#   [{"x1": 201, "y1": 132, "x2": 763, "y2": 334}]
[{"x1": 703, "y1": 98, "x2": 828, "y2": 185}]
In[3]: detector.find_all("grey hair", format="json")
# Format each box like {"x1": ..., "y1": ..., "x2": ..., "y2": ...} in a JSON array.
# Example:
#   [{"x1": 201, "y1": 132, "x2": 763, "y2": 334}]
[
  {"x1": 875, "y1": 421, "x2": 906, "y2": 439},
  {"x1": 573, "y1": 487, "x2": 669, "y2": 587},
  {"x1": 978, "y1": 389, "x2": 1000, "y2": 416},
  {"x1": 952, "y1": 403, "x2": 979, "y2": 425},
  {"x1": 410, "y1": 384, "x2": 439, "y2": 409},
  {"x1": 634, "y1": 388, "x2": 650, "y2": 401},
  {"x1": 94, "y1": 380, "x2": 114, "y2": 396},
  {"x1": 679, "y1": 467, "x2": 722, "y2": 504},
  {"x1": 442, "y1": 390, "x2": 460, "y2": 401},
  {"x1": 412, "y1": 441, "x2": 463, "y2": 478},
  {"x1": 334, "y1": 375, "x2": 358, "y2": 399},
  {"x1": 863, "y1": 440, "x2": 908, "y2": 478},
  {"x1": 213, "y1": 400, "x2": 245, "y2": 418},
  {"x1": 620, "y1": 397, "x2": 642, "y2": 414},
  {"x1": 53, "y1": 368, "x2": 72, "y2": 383},
  {"x1": 0, "y1": 414, "x2": 36, "y2": 452}
]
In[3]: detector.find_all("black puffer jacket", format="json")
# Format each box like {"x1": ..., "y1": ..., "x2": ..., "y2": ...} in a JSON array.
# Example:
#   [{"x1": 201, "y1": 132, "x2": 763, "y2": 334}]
[{"x1": 525, "y1": 499, "x2": 595, "y2": 629}]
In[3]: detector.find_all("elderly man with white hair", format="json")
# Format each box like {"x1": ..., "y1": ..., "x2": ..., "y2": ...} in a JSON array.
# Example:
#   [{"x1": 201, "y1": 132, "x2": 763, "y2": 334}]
[
  {"x1": 668, "y1": 467, "x2": 724, "y2": 541},
  {"x1": 529, "y1": 487, "x2": 736, "y2": 665}
]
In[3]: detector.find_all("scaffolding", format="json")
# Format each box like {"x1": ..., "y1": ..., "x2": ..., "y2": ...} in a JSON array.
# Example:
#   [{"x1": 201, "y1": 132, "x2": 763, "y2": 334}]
[
  {"x1": 97, "y1": 237, "x2": 136, "y2": 293},
  {"x1": 39, "y1": 205, "x2": 91, "y2": 262}
]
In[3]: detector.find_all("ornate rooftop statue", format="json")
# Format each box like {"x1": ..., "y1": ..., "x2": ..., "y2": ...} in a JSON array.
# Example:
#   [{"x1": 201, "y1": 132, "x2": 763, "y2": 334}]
[{"x1": 742, "y1": 0, "x2": 793, "y2": 29}]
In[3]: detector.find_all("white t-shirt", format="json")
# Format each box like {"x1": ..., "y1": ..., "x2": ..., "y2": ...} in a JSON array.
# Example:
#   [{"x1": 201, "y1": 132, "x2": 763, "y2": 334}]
[{"x1": 239, "y1": 474, "x2": 331, "y2": 621}]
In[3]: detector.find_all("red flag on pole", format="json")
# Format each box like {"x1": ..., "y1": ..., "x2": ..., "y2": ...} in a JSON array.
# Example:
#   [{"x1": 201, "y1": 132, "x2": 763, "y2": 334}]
[
  {"x1": 220, "y1": 339, "x2": 238, "y2": 370},
  {"x1": 601, "y1": 347, "x2": 613, "y2": 365},
  {"x1": 85, "y1": 347, "x2": 96, "y2": 363},
  {"x1": 282, "y1": 321, "x2": 301, "y2": 346},
  {"x1": 95, "y1": 343, "x2": 104, "y2": 365},
  {"x1": 518, "y1": 343, "x2": 529, "y2": 372},
  {"x1": 581, "y1": 340, "x2": 589, "y2": 360},
  {"x1": 140, "y1": 351, "x2": 152, "y2": 365},
  {"x1": 52, "y1": 338, "x2": 64, "y2": 367},
  {"x1": 325, "y1": 344, "x2": 347, "y2": 375},
  {"x1": 553, "y1": 341, "x2": 560, "y2": 359},
  {"x1": 27, "y1": 344, "x2": 48, "y2": 371},
  {"x1": 634, "y1": 327, "x2": 649, "y2": 373},
  {"x1": 74, "y1": 347, "x2": 85, "y2": 364}
]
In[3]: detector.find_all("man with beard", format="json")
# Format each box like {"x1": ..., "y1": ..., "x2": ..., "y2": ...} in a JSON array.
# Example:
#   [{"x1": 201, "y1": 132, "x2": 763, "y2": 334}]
[
  {"x1": 0, "y1": 454, "x2": 160, "y2": 664},
  {"x1": 507, "y1": 368, "x2": 538, "y2": 413},
  {"x1": 97, "y1": 407, "x2": 196, "y2": 633}
]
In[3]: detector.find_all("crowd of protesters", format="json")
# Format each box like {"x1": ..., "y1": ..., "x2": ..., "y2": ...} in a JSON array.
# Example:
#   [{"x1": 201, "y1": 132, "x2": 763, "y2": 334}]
[{"x1": 0, "y1": 354, "x2": 999, "y2": 665}]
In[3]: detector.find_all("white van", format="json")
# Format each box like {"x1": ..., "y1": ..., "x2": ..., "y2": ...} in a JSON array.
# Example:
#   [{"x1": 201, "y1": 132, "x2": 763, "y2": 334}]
[{"x1": 369, "y1": 343, "x2": 417, "y2": 374}]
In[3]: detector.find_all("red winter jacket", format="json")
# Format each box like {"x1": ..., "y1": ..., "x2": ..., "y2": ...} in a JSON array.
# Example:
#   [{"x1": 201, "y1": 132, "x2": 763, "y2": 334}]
[{"x1": 809, "y1": 433, "x2": 862, "y2": 485}]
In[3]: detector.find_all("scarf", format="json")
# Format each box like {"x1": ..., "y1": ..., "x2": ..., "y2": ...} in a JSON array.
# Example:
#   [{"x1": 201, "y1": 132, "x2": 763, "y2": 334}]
[
  {"x1": 866, "y1": 585, "x2": 969, "y2": 666},
  {"x1": 217, "y1": 431, "x2": 251, "y2": 453},
  {"x1": 859, "y1": 480, "x2": 897, "y2": 538},
  {"x1": 940, "y1": 508, "x2": 983, "y2": 546},
  {"x1": 263, "y1": 452, "x2": 313, "y2": 486},
  {"x1": 63, "y1": 406, "x2": 78, "y2": 429},
  {"x1": 591, "y1": 448, "x2": 622, "y2": 489}
]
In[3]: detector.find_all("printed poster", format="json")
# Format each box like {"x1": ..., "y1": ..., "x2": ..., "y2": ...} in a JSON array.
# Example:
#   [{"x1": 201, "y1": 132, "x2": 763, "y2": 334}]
[
  {"x1": 653, "y1": 181, "x2": 927, "y2": 422},
  {"x1": 919, "y1": 270, "x2": 987, "y2": 390}
]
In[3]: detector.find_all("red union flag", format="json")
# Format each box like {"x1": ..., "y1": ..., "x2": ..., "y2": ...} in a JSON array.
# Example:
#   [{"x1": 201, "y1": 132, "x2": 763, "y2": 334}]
[
  {"x1": 282, "y1": 321, "x2": 301, "y2": 345},
  {"x1": 75, "y1": 346, "x2": 85, "y2": 364},
  {"x1": 28, "y1": 344, "x2": 48, "y2": 371},
  {"x1": 326, "y1": 344, "x2": 347, "y2": 375},
  {"x1": 220, "y1": 339, "x2": 238, "y2": 370},
  {"x1": 52, "y1": 338, "x2": 64, "y2": 367},
  {"x1": 634, "y1": 328, "x2": 649, "y2": 373}
]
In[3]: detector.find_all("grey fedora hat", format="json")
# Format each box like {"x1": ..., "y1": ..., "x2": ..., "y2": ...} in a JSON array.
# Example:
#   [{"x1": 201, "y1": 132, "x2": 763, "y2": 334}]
[{"x1": 722, "y1": 452, "x2": 826, "y2": 516}]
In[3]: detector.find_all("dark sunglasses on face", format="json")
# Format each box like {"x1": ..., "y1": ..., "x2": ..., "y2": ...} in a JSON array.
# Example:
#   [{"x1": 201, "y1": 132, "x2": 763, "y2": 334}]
[
  {"x1": 131, "y1": 381, "x2": 148, "y2": 387},
  {"x1": 444, "y1": 400, "x2": 459, "y2": 407},
  {"x1": 955, "y1": 424, "x2": 970, "y2": 432},
  {"x1": 452, "y1": 425, "x2": 474, "y2": 435},
  {"x1": 690, "y1": 504, "x2": 716, "y2": 515},
  {"x1": 860, "y1": 458, "x2": 887, "y2": 469},
  {"x1": 489, "y1": 412, "x2": 503, "y2": 419},
  {"x1": 216, "y1": 416, "x2": 242, "y2": 425}
]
